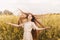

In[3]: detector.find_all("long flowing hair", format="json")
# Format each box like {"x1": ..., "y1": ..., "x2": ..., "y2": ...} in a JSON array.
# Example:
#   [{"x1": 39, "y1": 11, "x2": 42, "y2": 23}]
[
  {"x1": 18, "y1": 13, "x2": 28, "y2": 39},
  {"x1": 27, "y1": 13, "x2": 45, "y2": 40},
  {"x1": 18, "y1": 12, "x2": 44, "y2": 40},
  {"x1": 18, "y1": 13, "x2": 28, "y2": 25}
]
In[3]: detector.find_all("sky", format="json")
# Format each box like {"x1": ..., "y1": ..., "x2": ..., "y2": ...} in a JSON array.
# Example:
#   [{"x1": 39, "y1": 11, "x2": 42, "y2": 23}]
[{"x1": 0, "y1": 0, "x2": 60, "y2": 15}]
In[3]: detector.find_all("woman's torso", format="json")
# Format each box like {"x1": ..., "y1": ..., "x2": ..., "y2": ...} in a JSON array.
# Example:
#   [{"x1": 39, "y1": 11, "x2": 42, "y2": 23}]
[{"x1": 23, "y1": 21, "x2": 33, "y2": 32}]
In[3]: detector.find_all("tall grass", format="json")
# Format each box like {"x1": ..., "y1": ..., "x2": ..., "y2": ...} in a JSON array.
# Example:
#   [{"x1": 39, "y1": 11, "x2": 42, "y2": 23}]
[
  {"x1": 0, "y1": 14, "x2": 60, "y2": 40},
  {"x1": 0, "y1": 15, "x2": 23, "y2": 40},
  {"x1": 38, "y1": 14, "x2": 60, "y2": 40}
]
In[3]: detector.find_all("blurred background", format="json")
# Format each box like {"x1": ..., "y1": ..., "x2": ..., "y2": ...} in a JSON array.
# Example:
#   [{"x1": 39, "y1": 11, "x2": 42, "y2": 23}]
[
  {"x1": 0, "y1": 0, "x2": 60, "y2": 40},
  {"x1": 0, "y1": 0, "x2": 60, "y2": 15}
]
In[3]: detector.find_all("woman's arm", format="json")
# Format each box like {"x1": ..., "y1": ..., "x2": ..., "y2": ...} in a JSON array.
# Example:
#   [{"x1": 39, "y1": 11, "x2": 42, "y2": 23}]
[
  {"x1": 6, "y1": 22, "x2": 23, "y2": 27},
  {"x1": 32, "y1": 22, "x2": 50, "y2": 30}
]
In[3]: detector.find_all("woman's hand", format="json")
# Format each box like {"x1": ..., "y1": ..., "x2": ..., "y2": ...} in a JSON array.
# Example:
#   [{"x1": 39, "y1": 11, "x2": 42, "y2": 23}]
[
  {"x1": 45, "y1": 27, "x2": 50, "y2": 29},
  {"x1": 5, "y1": 22, "x2": 20, "y2": 27},
  {"x1": 5, "y1": 22, "x2": 23, "y2": 28}
]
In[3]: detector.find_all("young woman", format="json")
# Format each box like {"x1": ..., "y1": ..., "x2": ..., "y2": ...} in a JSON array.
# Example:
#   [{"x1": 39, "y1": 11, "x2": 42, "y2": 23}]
[
  {"x1": 6, "y1": 13, "x2": 50, "y2": 40},
  {"x1": 18, "y1": 10, "x2": 37, "y2": 40},
  {"x1": 17, "y1": 9, "x2": 45, "y2": 40}
]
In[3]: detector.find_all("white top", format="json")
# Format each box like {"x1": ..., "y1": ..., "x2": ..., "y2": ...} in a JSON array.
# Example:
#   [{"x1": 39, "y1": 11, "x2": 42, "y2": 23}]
[
  {"x1": 22, "y1": 21, "x2": 39, "y2": 32},
  {"x1": 22, "y1": 21, "x2": 40, "y2": 40}
]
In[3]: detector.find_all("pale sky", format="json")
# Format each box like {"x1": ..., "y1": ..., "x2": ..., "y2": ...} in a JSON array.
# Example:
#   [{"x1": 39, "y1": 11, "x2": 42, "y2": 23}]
[{"x1": 0, "y1": 0, "x2": 60, "y2": 15}]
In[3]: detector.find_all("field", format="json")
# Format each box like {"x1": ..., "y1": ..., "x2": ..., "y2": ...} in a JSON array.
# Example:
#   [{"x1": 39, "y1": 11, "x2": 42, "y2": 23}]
[{"x1": 0, "y1": 14, "x2": 60, "y2": 40}]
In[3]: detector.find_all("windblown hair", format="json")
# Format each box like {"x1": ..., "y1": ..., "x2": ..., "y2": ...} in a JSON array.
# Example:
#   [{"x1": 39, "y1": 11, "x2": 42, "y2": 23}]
[
  {"x1": 18, "y1": 13, "x2": 28, "y2": 25},
  {"x1": 28, "y1": 13, "x2": 44, "y2": 27},
  {"x1": 27, "y1": 13, "x2": 45, "y2": 40},
  {"x1": 18, "y1": 13, "x2": 44, "y2": 40}
]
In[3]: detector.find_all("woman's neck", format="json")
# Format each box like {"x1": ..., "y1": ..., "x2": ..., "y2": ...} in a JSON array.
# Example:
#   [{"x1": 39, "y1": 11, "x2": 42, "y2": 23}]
[{"x1": 27, "y1": 20, "x2": 31, "y2": 22}]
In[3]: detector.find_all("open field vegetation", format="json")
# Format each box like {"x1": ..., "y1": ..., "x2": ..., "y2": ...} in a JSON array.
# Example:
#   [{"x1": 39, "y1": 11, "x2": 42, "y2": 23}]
[{"x1": 0, "y1": 14, "x2": 60, "y2": 40}]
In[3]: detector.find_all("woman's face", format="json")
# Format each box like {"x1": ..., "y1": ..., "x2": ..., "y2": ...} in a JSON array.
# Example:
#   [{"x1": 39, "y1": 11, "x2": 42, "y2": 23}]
[{"x1": 28, "y1": 14, "x2": 32, "y2": 21}]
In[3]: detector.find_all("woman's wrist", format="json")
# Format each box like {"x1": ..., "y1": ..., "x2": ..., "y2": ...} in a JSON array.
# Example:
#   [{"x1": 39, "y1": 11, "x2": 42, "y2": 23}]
[{"x1": 45, "y1": 27, "x2": 50, "y2": 29}]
